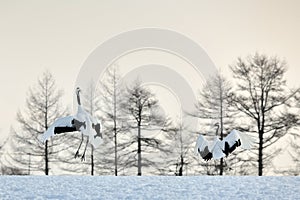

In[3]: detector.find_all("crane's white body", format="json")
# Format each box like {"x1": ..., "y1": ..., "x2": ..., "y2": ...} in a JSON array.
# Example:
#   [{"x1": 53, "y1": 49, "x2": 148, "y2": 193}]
[{"x1": 74, "y1": 104, "x2": 102, "y2": 148}]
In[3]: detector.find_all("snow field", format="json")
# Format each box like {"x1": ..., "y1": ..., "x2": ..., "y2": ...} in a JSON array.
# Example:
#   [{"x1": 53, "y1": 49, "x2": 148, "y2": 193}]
[{"x1": 0, "y1": 176, "x2": 299, "y2": 200}]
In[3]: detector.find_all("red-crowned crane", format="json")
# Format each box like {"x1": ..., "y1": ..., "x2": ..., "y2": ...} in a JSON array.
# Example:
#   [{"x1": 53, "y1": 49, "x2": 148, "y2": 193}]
[
  {"x1": 38, "y1": 87, "x2": 103, "y2": 161},
  {"x1": 195, "y1": 123, "x2": 255, "y2": 161}
]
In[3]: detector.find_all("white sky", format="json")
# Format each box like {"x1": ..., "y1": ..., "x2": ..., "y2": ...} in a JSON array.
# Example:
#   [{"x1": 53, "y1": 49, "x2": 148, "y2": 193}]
[{"x1": 0, "y1": 0, "x2": 299, "y2": 170}]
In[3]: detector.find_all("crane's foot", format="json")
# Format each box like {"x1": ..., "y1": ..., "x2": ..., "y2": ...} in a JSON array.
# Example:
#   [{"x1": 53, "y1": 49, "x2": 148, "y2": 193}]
[{"x1": 74, "y1": 150, "x2": 80, "y2": 159}]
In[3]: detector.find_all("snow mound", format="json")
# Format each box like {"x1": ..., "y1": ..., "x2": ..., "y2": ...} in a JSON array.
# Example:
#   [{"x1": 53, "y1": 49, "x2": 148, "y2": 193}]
[{"x1": 0, "y1": 176, "x2": 299, "y2": 199}]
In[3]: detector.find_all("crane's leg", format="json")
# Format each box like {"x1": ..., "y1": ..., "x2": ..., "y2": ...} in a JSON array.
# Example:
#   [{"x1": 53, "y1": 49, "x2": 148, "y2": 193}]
[
  {"x1": 81, "y1": 137, "x2": 89, "y2": 162},
  {"x1": 75, "y1": 134, "x2": 84, "y2": 158}
]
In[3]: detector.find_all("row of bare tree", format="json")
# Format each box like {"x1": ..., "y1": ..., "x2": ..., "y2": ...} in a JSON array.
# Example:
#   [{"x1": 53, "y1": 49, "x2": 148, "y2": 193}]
[
  {"x1": 1, "y1": 53, "x2": 300, "y2": 176},
  {"x1": 193, "y1": 53, "x2": 300, "y2": 176}
]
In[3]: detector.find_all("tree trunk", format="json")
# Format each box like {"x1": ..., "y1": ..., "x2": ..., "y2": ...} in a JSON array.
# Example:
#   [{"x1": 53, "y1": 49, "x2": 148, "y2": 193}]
[
  {"x1": 219, "y1": 121, "x2": 224, "y2": 175},
  {"x1": 220, "y1": 158, "x2": 224, "y2": 175},
  {"x1": 45, "y1": 140, "x2": 49, "y2": 175},
  {"x1": 91, "y1": 146, "x2": 94, "y2": 176},
  {"x1": 258, "y1": 130, "x2": 263, "y2": 176},
  {"x1": 137, "y1": 122, "x2": 142, "y2": 176},
  {"x1": 114, "y1": 128, "x2": 118, "y2": 176},
  {"x1": 45, "y1": 96, "x2": 49, "y2": 176},
  {"x1": 113, "y1": 71, "x2": 118, "y2": 176},
  {"x1": 179, "y1": 155, "x2": 183, "y2": 176},
  {"x1": 220, "y1": 86, "x2": 224, "y2": 176}
]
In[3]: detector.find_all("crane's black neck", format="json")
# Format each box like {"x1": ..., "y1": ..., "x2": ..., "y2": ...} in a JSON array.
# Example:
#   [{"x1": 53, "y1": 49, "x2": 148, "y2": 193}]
[
  {"x1": 77, "y1": 90, "x2": 81, "y2": 105},
  {"x1": 215, "y1": 124, "x2": 219, "y2": 136}
]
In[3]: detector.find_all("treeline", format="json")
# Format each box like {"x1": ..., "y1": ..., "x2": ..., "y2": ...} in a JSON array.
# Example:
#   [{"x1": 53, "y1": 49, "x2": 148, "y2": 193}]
[{"x1": 1, "y1": 53, "x2": 300, "y2": 176}]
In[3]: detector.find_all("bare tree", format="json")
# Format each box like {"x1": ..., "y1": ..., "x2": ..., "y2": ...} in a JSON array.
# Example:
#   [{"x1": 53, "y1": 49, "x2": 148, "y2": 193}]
[
  {"x1": 288, "y1": 140, "x2": 300, "y2": 175},
  {"x1": 277, "y1": 111, "x2": 300, "y2": 176},
  {"x1": 58, "y1": 67, "x2": 126, "y2": 176},
  {"x1": 230, "y1": 53, "x2": 299, "y2": 176},
  {"x1": 160, "y1": 121, "x2": 194, "y2": 176},
  {"x1": 122, "y1": 79, "x2": 165, "y2": 176},
  {"x1": 82, "y1": 80, "x2": 102, "y2": 175},
  {"x1": 283, "y1": 95, "x2": 300, "y2": 175},
  {"x1": 275, "y1": 139, "x2": 300, "y2": 175},
  {"x1": 5, "y1": 71, "x2": 67, "y2": 175},
  {"x1": 99, "y1": 65, "x2": 127, "y2": 175},
  {"x1": 191, "y1": 72, "x2": 238, "y2": 175}
]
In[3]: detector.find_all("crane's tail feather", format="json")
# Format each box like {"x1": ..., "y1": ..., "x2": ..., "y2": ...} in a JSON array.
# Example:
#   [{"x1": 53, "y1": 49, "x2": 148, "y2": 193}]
[
  {"x1": 90, "y1": 137, "x2": 103, "y2": 148},
  {"x1": 212, "y1": 141, "x2": 226, "y2": 159},
  {"x1": 194, "y1": 134, "x2": 206, "y2": 156}
]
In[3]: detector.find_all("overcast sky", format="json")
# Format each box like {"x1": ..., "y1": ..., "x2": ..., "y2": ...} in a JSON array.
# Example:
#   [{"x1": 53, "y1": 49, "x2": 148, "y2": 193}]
[{"x1": 0, "y1": 0, "x2": 299, "y2": 154}]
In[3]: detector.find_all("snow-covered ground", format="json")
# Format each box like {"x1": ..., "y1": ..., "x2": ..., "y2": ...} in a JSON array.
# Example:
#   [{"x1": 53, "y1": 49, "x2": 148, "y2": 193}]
[{"x1": 0, "y1": 176, "x2": 299, "y2": 199}]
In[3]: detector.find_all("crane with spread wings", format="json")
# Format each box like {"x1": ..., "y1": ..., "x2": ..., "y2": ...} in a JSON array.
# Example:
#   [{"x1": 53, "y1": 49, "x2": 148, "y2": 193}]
[
  {"x1": 195, "y1": 123, "x2": 255, "y2": 161},
  {"x1": 38, "y1": 87, "x2": 103, "y2": 161}
]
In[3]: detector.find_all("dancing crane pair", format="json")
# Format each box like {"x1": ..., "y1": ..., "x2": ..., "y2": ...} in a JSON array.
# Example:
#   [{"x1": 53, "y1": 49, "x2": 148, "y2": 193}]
[{"x1": 39, "y1": 88, "x2": 255, "y2": 162}]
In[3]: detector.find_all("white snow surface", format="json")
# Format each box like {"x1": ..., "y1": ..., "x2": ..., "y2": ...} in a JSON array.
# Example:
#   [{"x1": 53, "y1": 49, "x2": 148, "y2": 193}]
[{"x1": 0, "y1": 176, "x2": 299, "y2": 200}]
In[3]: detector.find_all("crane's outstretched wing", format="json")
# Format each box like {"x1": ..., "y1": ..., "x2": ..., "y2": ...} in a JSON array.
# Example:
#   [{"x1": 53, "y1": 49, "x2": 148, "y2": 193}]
[
  {"x1": 238, "y1": 130, "x2": 255, "y2": 150},
  {"x1": 221, "y1": 129, "x2": 255, "y2": 156},
  {"x1": 195, "y1": 134, "x2": 207, "y2": 154},
  {"x1": 195, "y1": 134, "x2": 213, "y2": 161},
  {"x1": 38, "y1": 116, "x2": 78, "y2": 143}
]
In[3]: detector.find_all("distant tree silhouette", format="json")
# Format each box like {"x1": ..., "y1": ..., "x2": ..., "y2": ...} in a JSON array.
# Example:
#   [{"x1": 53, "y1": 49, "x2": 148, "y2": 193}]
[
  {"x1": 98, "y1": 65, "x2": 128, "y2": 175},
  {"x1": 4, "y1": 71, "x2": 67, "y2": 175},
  {"x1": 191, "y1": 72, "x2": 237, "y2": 175},
  {"x1": 122, "y1": 79, "x2": 165, "y2": 176},
  {"x1": 82, "y1": 81, "x2": 102, "y2": 176},
  {"x1": 160, "y1": 122, "x2": 192, "y2": 176},
  {"x1": 230, "y1": 53, "x2": 299, "y2": 176}
]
